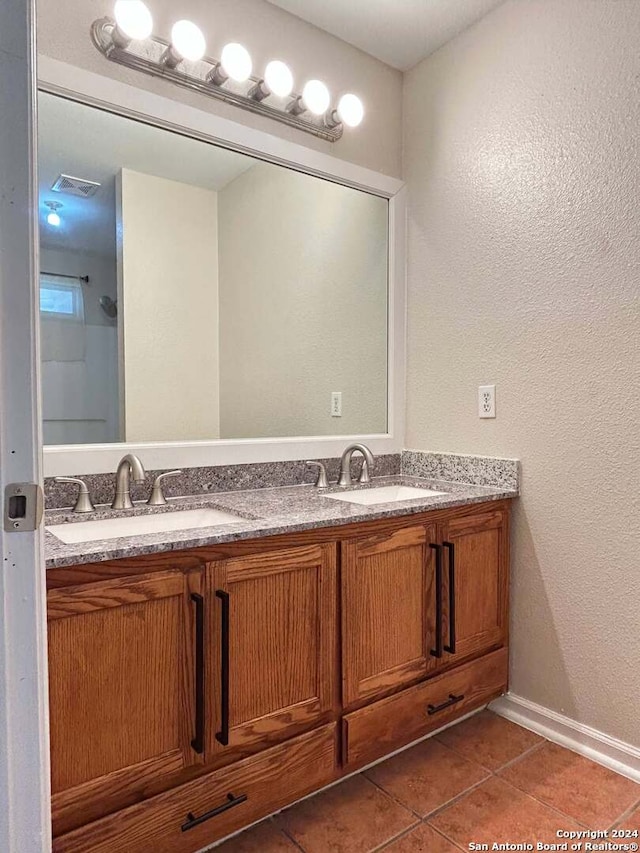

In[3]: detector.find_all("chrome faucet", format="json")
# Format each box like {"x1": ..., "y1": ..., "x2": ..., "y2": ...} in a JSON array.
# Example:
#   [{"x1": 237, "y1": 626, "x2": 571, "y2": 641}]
[
  {"x1": 54, "y1": 477, "x2": 95, "y2": 513},
  {"x1": 338, "y1": 443, "x2": 375, "y2": 487},
  {"x1": 111, "y1": 454, "x2": 146, "y2": 510},
  {"x1": 306, "y1": 460, "x2": 330, "y2": 489}
]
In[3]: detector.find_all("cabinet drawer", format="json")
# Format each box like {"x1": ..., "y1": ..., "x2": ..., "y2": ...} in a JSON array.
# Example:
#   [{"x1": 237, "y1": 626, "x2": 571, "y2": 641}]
[
  {"x1": 53, "y1": 724, "x2": 337, "y2": 853},
  {"x1": 343, "y1": 647, "x2": 508, "y2": 769}
]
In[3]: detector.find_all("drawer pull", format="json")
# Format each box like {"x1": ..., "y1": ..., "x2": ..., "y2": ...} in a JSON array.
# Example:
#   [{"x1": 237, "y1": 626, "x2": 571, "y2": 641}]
[
  {"x1": 215, "y1": 589, "x2": 230, "y2": 746},
  {"x1": 429, "y1": 544, "x2": 443, "y2": 658},
  {"x1": 443, "y1": 541, "x2": 456, "y2": 654},
  {"x1": 190, "y1": 593, "x2": 205, "y2": 754},
  {"x1": 427, "y1": 693, "x2": 464, "y2": 716},
  {"x1": 181, "y1": 792, "x2": 247, "y2": 832}
]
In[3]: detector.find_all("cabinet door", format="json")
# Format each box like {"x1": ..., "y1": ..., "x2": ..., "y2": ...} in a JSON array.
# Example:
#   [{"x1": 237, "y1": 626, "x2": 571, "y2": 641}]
[
  {"x1": 208, "y1": 544, "x2": 337, "y2": 759},
  {"x1": 341, "y1": 524, "x2": 438, "y2": 708},
  {"x1": 433, "y1": 508, "x2": 509, "y2": 670},
  {"x1": 48, "y1": 569, "x2": 203, "y2": 833}
]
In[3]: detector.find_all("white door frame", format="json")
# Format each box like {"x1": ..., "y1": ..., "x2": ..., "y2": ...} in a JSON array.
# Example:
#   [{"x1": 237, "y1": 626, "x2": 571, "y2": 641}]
[{"x1": 0, "y1": 1, "x2": 52, "y2": 851}]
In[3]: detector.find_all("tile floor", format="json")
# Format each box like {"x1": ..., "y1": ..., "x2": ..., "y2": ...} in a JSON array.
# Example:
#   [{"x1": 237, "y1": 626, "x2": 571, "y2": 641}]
[{"x1": 215, "y1": 711, "x2": 639, "y2": 852}]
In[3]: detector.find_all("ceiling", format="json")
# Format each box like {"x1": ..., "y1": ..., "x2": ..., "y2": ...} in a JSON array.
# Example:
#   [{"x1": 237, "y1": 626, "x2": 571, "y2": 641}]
[
  {"x1": 38, "y1": 93, "x2": 253, "y2": 256},
  {"x1": 266, "y1": 0, "x2": 505, "y2": 71}
]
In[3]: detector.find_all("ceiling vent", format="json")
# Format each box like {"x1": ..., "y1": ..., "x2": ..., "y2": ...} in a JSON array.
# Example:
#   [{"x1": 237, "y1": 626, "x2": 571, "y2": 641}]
[{"x1": 51, "y1": 174, "x2": 101, "y2": 198}]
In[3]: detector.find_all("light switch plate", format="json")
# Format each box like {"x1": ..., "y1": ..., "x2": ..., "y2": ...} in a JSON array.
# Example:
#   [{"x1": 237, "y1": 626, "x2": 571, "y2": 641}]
[
  {"x1": 478, "y1": 385, "x2": 496, "y2": 418},
  {"x1": 331, "y1": 391, "x2": 342, "y2": 417}
]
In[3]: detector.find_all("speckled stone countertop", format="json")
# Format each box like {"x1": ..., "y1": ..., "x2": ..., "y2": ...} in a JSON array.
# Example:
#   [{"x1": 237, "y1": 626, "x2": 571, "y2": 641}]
[{"x1": 44, "y1": 474, "x2": 518, "y2": 570}]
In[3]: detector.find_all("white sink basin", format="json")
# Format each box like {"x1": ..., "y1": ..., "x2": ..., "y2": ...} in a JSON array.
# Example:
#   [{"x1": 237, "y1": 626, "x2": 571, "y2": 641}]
[
  {"x1": 323, "y1": 485, "x2": 447, "y2": 506},
  {"x1": 46, "y1": 507, "x2": 245, "y2": 544}
]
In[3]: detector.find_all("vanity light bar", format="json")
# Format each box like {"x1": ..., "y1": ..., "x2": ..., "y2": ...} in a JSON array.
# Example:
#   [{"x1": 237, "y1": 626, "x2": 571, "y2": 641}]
[{"x1": 91, "y1": 7, "x2": 365, "y2": 142}]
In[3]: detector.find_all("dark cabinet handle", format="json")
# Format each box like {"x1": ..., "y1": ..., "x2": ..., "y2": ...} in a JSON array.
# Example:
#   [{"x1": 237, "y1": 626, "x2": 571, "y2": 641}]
[
  {"x1": 181, "y1": 792, "x2": 247, "y2": 832},
  {"x1": 190, "y1": 593, "x2": 205, "y2": 754},
  {"x1": 429, "y1": 544, "x2": 443, "y2": 658},
  {"x1": 427, "y1": 693, "x2": 464, "y2": 716},
  {"x1": 443, "y1": 541, "x2": 456, "y2": 654},
  {"x1": 215, "y1": 589, "x2": 230, "y2": 746}
]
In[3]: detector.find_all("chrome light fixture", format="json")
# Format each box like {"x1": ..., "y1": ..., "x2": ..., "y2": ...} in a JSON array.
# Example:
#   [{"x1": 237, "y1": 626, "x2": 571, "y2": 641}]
[
  {"x1": 248, "y1": 59, "x2": 294, "y2": 102},
  {"x1": 112, "y1": 0, "x2": 153, "y2": 47},
  {"x1": 91, "y1": 4, "x2": 366, "y2": 142},
  {"x1": 326, "y1": 93, "x2": 365, "y2": 129},
  {"x1": 221, "y1": 43, "x2": 252, "y2": 82},
  {"x1": 301, "y1": 80, "x2": 331, "y2": 115},
  {"x1": 162, "y1": 19, "x2": 207, "y2": 67},
  {"x1": 207, "y1": 42, "x2": 252, "y2": 85},
  {"x1": 262, "y1": 61, "x2": 294, "y2": 99}
]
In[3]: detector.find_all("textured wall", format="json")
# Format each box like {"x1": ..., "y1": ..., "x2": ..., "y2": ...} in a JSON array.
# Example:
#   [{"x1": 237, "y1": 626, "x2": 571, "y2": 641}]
[
  {"x1": 36, "y1": 0, "x2": 402, "y2": 178},
  {"x1": 218, "y1": 162, "x2": 388, "y2": 438},
  {"x1": 404, "y1": 0, "x2": 640, "y2": 745},
  {"x1": 117, "y1": 169, "x2": 220, "y2": 441}
]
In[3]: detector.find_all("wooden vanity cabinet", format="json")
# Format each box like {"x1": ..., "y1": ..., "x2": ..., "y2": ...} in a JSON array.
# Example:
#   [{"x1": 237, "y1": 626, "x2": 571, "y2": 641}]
[
  {"x1": 340, "y1": 507, "x2": 509, "y2": 709},
  {"x1": 341, "y1": 523, "x2": 439, "y2": 708},
  {"x1": 48, "y1": 568, "x2": 204, "y2": 835},
  {"x1": 48, "y1": 542, "x2": 338, "y2": 836},
  {"x1": 207, "y1": 543, "x2": 337, "y2": 761},
  {"x1": 47, "y1": 499, "x2": 512, "y2": 853},
  {"x1": 434, "y1": 507, "x2": 509, "y2": 670}
]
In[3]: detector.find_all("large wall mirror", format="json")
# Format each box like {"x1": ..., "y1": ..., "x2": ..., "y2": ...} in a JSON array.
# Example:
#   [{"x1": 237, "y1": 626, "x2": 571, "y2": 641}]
[{"x1": 37, "y1": 91, "x2": 390, "y2": 449}]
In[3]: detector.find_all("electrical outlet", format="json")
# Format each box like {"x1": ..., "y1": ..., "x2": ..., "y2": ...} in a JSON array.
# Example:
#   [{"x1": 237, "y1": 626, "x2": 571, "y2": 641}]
[
  {"x1": 331, "y1": 391, "x2": 342, "y2": 417},
  {"x1": 478, "y1": 385, "x2": 496, "y2": 418}
]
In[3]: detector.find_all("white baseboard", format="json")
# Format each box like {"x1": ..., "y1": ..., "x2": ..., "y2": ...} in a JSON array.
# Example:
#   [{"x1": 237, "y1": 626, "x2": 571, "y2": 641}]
[{"x1": 490, "y1": 693, "x2": 640, "y2": 783}]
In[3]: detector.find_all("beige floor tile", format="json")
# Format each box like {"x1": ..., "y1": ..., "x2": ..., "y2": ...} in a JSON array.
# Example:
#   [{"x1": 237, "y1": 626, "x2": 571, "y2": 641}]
[
  {"x1": 365, "y1": 738, "x2": 489, "y2": 817},
  {"x1": 429, "y1": 776, "x2": 584, "y2": 847},
  {"x1": 436, "y1": 710, "x2": 543, "y2": 771},
  {"x1": 381, "y1": 823, "x2": 461, "y2": 852},
  {"x1": 214, "y1": 819, "x2": 300, "y2": 851},
  {"x1": 616, "y1": 803, "x2": 640, "y2": 831},
  {"x1": 275, "y1": 775, "x2": 417, "y2": 853},
  {"x1": 499, "y1": 742, "x2": 640, "y2": 828}
]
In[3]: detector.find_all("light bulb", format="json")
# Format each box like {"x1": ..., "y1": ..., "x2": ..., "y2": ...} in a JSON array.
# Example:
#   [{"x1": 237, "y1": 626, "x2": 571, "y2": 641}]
[
  {"x1": 264, "y1": 60, "x2": 293, "y2": 98},
  {"x1": 221, "y1": 43, "x2": 252, "y2": 82},
  {"x1": 113, "y1": 0, "x2": 153, "y2": 41},
  {"x1": 47, "y1": 211, "x2": 61, "y2": 227},
  {"x1": 337, "y1": 93, "x2": 364, "y2": 128},
  {"x1": 171, "y1": 20, "x2": 206, "y2": 62},
  {"x1": 302, "y1": 80, "x2": 330, "y2": 116}
]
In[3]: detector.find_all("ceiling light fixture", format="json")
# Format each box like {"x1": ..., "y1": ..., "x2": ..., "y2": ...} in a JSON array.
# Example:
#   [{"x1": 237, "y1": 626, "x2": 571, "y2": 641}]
[
  {"x1": 44, "y1": 201, "x2": 63, "y2": 228},
  {"x1": 91, "y1": 5, "x2": 365, "y2": 141}
]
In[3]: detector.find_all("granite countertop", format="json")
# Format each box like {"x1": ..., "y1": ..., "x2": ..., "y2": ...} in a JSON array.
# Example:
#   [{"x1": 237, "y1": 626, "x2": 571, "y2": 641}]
[{"x1": 44, "y1": 474, "x2": 518, "y2": 570}]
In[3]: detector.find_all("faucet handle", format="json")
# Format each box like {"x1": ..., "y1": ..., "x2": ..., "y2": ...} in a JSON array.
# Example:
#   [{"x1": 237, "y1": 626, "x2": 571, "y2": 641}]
[
  {"x1": 54, "y1": 477, "x2": 95, "y2": 514},
  {"x1": 305, "y1": 461, "x2": 329, "y2": 489},
  {"x1": 359, "y1": 459, "x2": 371, "y2": 485},
  {"x1": 147, "y1": 470, "x2": 182, "y2": 506}
]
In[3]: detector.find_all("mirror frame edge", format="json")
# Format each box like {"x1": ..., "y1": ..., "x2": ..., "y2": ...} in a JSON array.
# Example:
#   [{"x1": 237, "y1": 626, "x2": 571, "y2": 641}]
[{"x1": 38, "y1": 55, "x2": 406, "y2": 477}]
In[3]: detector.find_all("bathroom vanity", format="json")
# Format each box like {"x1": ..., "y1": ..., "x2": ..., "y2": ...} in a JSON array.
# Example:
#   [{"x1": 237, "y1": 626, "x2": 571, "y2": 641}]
[
  {"x1": 45, "y1": 478, "x2": 514, "y2": 853},
  {"x1": 36, "y1": 62, "x2": 516, "y2": 853}
]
